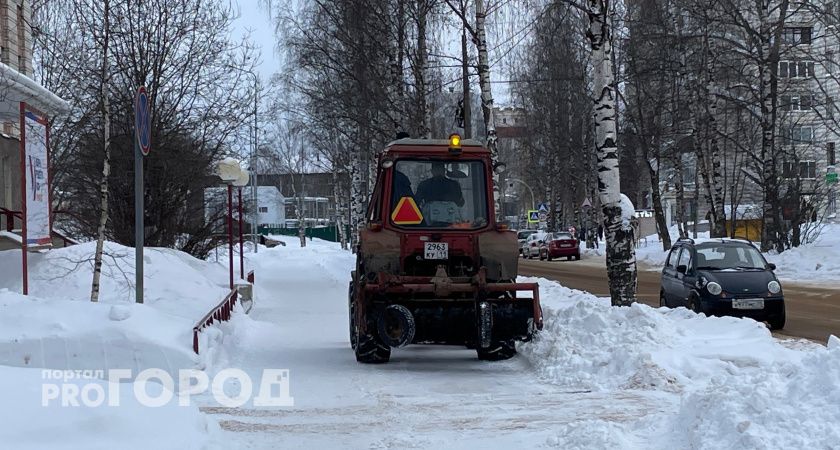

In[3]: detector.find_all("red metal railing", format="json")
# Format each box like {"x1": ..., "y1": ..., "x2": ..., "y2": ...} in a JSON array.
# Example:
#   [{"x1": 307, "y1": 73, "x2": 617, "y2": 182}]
[
  {"x1": 192, "y1": 289, "x2": 238, "y2": 354},
  {"x1": 0, "y1": 207, "x2": 22, "y2": 232}
]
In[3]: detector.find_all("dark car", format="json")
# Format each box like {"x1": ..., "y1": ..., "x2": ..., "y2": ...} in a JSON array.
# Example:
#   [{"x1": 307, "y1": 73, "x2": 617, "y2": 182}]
[
  {"x1": 659, "y1": 238, "x2": 785, "y2": 329},
  {"x1": 539, "y1": 232, "x2": 580, "y2": 261}
]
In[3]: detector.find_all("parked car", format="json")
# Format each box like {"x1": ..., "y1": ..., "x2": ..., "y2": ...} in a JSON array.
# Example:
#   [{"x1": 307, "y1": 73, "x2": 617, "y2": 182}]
[
  {"x1": 517, "y1": 230, "x2": 537, "y2": 255},
  {"x1": 659, "y1": 238, "x2": 785, "y2": 329},
  {"x1": 539, "y1": 232, "x2": 580, "y2": 261},
  {"x1": 521, "y1": 232, "x2": 547, "y2": 259}
]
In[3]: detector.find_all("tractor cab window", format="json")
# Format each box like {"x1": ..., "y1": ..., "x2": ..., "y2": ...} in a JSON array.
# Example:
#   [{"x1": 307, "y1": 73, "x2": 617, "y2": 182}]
[{"x1": 391, "y1": 160, "x2": 488, "y2": 229}]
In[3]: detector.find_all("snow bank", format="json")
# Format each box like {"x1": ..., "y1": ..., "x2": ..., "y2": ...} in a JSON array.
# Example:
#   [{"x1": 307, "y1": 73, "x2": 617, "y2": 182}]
[
  {"x1": 0, "y1": 241, "x2": 230, "y2": 320},
  {"x1": 520, "y1": 278, "x2": 840, "y2": 449},
  {"x1": 764, "y1": 223, "x2": 840, "y2": 283},
  {"x1": 0, "y1": 365, "x2": 216, "y2": 450}
]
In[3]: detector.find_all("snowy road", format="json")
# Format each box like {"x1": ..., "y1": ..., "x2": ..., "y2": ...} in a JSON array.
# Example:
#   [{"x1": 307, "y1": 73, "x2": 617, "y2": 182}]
[{"x1": 200, "y1": 242, "x2": 671, "y2": 449}]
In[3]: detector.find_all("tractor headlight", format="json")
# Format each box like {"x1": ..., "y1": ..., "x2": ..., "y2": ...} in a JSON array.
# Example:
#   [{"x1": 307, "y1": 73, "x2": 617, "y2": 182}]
[
  {"x1": 706, "y1": 282, "x2": 722, "y2": 296},
  {"x1": 768, "y1": 280, "x2": 781, "y2": 294}
]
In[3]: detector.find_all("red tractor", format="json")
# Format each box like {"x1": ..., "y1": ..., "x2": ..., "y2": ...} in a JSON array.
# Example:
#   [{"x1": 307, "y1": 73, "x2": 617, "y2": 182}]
[{"x1": 349, "y1": 134, "x2": 543, "y2": 363}]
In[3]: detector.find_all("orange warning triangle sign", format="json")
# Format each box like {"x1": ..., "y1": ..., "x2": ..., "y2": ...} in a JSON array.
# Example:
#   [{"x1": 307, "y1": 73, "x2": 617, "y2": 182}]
[{"x1": 391, "y1": 197, "x2": 423, "y2": 225}]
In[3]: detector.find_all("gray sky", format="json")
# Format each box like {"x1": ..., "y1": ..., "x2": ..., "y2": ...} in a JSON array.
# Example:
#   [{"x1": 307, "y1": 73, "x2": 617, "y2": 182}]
[{"x1": 232, "y1": 1, "x2": 280, "y2": 82}]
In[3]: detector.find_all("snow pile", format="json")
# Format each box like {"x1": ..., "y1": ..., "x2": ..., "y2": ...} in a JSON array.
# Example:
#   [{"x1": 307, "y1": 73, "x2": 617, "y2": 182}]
[
  {"x1": 764, "y1": 223, "x2": 840, "y2": 283},
  {"x1": 0, "y1": 289, "x2": 198, "y2": 372},
  {"x1": 0, "y1": 365, "x2": 216, "y2": 450},
  {"x1": 0, "y1": 241, "x2": 230, "y2": 320},
  {"x1": 520, "y1": 278, "x2": 840, "y2": 449},
  {"x1": 618, "y1": 193, "x2": 635, "y2": 227}
]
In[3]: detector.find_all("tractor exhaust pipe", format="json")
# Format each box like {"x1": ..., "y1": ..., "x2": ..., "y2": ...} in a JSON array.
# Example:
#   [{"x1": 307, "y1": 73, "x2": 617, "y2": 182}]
[{"x1": 377, "y1": 304, "x2": 416, "y2": 348}]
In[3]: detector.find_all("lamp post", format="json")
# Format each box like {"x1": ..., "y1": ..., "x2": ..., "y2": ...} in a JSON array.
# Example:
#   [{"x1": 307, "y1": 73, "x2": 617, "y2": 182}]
[
  {"x1": 233, "y1": 170, "x2": 250, "y2": 280},
  {"x1": 507, "y1": 178, "x2": 536, "y2": 227},
  {"x1": 217, "y1": 158, "x2": 242, "y2": 291}
]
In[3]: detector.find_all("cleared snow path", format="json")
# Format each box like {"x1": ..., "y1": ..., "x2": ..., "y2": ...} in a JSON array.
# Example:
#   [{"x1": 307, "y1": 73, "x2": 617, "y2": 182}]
[{"x1": 200, "y1": 240, "x2": 671, "y2": 449}]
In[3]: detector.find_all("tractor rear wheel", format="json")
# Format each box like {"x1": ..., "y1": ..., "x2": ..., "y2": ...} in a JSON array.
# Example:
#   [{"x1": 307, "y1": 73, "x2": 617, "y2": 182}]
[
  {"x1": 477, "y1": 340, "x2": 517, "y2": 361},
  {"x1": 355, "y1": 330, "x2": 391, "y2": 363}
]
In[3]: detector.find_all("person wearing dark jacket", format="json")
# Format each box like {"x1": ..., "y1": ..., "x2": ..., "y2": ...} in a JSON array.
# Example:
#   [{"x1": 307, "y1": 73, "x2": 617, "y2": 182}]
[{"x1": 415, "y1": 162, "x2": 464, "y2": 207}]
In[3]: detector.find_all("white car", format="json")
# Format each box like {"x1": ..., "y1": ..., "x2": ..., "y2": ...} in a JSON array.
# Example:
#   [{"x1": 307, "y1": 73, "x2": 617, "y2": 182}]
[
  {"x1": 521, "y1": 232, "x2": 547, "y2": 259},
  {"x1": 517, "y1": 230, "x2": 537, "y2": 255}
]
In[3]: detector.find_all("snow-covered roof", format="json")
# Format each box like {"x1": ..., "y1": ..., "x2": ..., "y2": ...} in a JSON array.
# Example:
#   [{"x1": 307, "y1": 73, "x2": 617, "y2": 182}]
[{"x1": 0, "y1": 62, "x2": 70, "y2": 119}]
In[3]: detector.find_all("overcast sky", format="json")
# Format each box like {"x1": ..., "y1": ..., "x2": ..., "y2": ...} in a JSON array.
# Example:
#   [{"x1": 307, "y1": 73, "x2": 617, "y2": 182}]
[{"x1": 232, "y1": 1, "x2": 280, "y2": 82}]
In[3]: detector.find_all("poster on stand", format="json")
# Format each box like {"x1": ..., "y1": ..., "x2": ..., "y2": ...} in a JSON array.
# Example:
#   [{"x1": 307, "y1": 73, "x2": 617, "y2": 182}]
[{"x1": 21, "y1": 105, "x2": 51, "y2": 247}]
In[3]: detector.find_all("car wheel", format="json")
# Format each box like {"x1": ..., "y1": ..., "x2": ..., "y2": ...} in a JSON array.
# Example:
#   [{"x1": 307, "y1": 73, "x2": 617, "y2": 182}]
[
  {"x1": 539, "y1": 251, "x2": 546, "y2": 261},
  {"x1": 574, "y1": 254, "x2": 581, "y2": 261},
  {"x1": 547, "y1": 254, "x2": 553, "y2": 261},
  {"x1": 769, "y1": 306, "x2": 786, "y2": 330},
  {"x1": 688, "y1": 294, "x2": 704, "y2": 314},
  {"x1": 659, "y1": 291, "x2": 668, "y2": 308},
  {"x1": 566, "y1": 255, "x2": 572, "y2": 261}
]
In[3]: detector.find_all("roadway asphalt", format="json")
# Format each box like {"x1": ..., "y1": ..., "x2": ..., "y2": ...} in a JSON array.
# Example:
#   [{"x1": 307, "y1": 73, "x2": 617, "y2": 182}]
[{"x1": 519, "y1": 257, "x2": 840, "y2": 343}]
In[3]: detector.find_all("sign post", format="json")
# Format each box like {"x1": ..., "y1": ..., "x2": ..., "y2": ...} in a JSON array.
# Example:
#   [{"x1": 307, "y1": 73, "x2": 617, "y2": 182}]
[
  {"x1": 135, "y1": 87, "x2": 151, "y2": 304},
  {"x1": 19, "y1": 103, "x2": 52, "y2": 295}
]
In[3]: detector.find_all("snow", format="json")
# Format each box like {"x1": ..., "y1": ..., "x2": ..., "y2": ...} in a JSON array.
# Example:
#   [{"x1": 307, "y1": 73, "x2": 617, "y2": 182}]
[
  {"x1": 520, "y1": 279, "x2": 840, "y2": 449},
  {"x1": 0, "y1": 241, "x2": 241, "y2": 449},
  {"x1": 0, "y1": 364, "x2": 217, "y2": 450},
  {"x1": 619, "y1": 193, "x2": 635, "y2": 223},
  {"x1": 2, "y1": 234, "x2": 838, "y2": 448}
]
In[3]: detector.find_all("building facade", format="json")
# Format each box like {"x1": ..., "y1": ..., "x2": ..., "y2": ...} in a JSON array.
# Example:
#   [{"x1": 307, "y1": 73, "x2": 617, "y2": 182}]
[{"x1": 0, "y1": 0, "x2": 69, "y2": 248}]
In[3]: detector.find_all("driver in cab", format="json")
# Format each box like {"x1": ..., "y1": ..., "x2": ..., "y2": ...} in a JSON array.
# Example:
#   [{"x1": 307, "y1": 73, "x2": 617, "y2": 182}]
[{"x1": 415, "y1": 162, "x2": 464, "y2": 207}]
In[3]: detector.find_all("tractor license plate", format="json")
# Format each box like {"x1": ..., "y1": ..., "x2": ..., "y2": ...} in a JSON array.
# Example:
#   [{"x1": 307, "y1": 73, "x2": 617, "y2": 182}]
[
  {"x1": 733, "y1": 298, "x2": 764, "y2": 310},
  {"x1": 424, "y1": 242, "x2": 448, "y2": 260}
]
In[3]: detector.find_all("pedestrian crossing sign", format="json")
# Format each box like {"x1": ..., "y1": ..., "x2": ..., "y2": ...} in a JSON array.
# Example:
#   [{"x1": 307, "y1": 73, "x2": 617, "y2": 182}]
[{"x1": 527, "y1": 210, "x2": 539, "y2": 223}]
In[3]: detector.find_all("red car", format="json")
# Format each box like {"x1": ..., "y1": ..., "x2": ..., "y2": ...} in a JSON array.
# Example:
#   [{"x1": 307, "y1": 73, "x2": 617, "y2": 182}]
[{"x1": 539, "y1": 232, "x2": 581, "y2": 261}]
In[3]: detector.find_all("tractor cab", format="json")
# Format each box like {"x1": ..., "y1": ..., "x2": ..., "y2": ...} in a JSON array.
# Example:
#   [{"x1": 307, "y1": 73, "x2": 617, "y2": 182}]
[{"x1": 350, "y1": 135, "x2": 542, "y2": 363}]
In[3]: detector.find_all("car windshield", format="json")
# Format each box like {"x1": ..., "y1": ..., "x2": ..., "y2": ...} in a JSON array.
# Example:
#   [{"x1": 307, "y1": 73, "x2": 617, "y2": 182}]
[
  {"x1": 553, "y1": 232, "x2": 573, "y2": 240},
  {"x1": 695, "y1": 243, "x2": 768, "y2": 270},
  {"x1": 518, "y1": 230, "x2": 535, "y2": 240},
  {"x1": 390, "y1": 160, "x2": 488, "y2": 229}
]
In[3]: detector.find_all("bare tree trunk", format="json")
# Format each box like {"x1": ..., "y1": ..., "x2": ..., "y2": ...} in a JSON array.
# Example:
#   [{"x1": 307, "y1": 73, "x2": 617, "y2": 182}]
[
  {"x1": 415, "y1": 1, "x2": 431, "y2": 139},
  {"x1": 587, "y1": 0, "x2": 636, "y2": 306},
  {"x1": 90, "y1": 0, "x2": 111, "y2": 303},
  {"x1": 461, "y1": 12, "x2": 472, "y2": 139},
  {"x1": 475, "y1": 0, "x2": 500, "y2": 217},
  {"x1": 647, "y1": 158, "x2": 671, "y2": 250},
  {"x1": 760, "y1": 0, "x2": 789, "y2": 252},
  {"x1": 350, "y1": 147, "x2": 364, "y2": 252},
  {"x1": 332, "y1": 168, "x2": 348, "y2": 250}
]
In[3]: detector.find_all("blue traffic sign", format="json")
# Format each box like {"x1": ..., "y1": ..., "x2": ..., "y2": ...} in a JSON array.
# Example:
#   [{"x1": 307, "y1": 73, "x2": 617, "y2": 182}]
[{"x1": 135, "y1": 86, "x2": 151, "y2": 155}]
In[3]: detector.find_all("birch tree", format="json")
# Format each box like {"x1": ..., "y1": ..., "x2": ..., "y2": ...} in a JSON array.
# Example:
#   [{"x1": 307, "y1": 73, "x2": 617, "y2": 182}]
[
  {"x1": 587, "y1": 0, "x2": 637, "y2": 306},
  {"x1": 89, "y1": 0, "x2": 112, "y2": 303}
]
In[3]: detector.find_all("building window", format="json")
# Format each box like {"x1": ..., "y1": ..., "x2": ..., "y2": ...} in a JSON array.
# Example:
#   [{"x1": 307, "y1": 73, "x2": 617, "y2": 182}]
[
  {"x1": 779, "y1": 61, "x2": 815, "y2": 78},
  {"x1": 783, "y1": 161, "x2": 817, "y2": 179},
  {"x1": 258, "y1": 206, "x2": 268, "y2": 213},
  {"x1": 829, "y1": 142, "x2": 836, "y2": 166},
  {"x1": 780, "y1": 94, "x2": 812, "y2": 111},
  {"x1": 782, "y1": 125, "x2": 815, "y2": 145},
  {"x1": 829, "y1": 97, "x2": 836, "y2": 119},
  {"x1": 782, "y1": 27, "x2": 812, "y2": 45}
]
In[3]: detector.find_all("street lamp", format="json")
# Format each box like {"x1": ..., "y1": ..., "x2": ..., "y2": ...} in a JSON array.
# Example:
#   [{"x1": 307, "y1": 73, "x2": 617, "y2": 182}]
[
  {"x1": 233, "y1": 169, "x2": 250, "y2": 280},
  {"x1": 216, "y1": 158, "x2": 242, "y2": 290},
  {"x1": 225, "y1": 63, "x2": 260, "y2": 253}
]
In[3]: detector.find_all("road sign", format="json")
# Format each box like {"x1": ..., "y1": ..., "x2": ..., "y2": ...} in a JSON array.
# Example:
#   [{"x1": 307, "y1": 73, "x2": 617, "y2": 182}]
[
  {"x1": 827, "y1": 172, "x2": 838, "y2": 184},
  {"x1": 135, "y1": 86, "x2": 151, "y2": 156},
  {"x1": 538, "y1": 202, "x2": 548, "y2": 212},
  {"x1": 581, "y1": 197, "x2": 593, "y2": 209},
  {"x1": 527, "y1": 210, "x2": 539, "y2": 223}
]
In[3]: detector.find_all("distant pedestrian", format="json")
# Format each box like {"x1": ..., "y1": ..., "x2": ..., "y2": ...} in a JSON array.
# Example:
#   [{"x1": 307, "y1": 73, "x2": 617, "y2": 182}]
[{"x1": 597, "y1": 224, "x2": 603, "y2": 241}]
